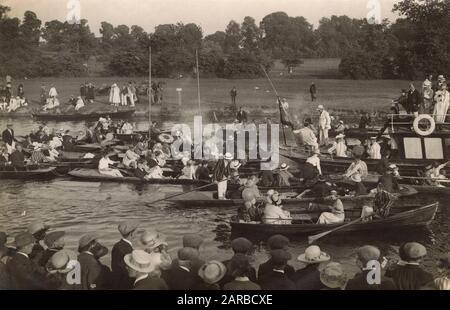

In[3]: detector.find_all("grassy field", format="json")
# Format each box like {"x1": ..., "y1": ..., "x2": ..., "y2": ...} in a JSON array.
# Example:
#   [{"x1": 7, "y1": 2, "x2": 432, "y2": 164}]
[{"x1": 11, "y1": 58, "x2": 417, "y2": 123}]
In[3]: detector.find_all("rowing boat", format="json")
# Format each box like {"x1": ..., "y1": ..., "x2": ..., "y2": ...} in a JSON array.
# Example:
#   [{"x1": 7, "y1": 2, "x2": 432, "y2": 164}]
[
  {"x1": 68, "y1": 168, "x2": 213, "y2": 186},
  {"x1": 0, "y1": 167, "x2": 57, "y2": 180},
  {"x1": 230, "y1": 202, "x2": 438, "y2": 236},
  {"x1": 32, "y1": 108, "x2": 135, "y2": 121},
  {"x1": 168, "y1": 185, "x2": 417, "y2": 207}
]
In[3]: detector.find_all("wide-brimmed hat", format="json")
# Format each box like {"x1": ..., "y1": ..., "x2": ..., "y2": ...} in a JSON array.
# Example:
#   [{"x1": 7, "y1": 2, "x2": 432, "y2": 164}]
[
  {"x1": 198, "y1": 261, "x2": 227, "y2": 284},
  {"x1": 78, "y1": 233, "x2": 100, "y2": 249},
  {"x1": 118, "y1": 220, "x2": 140, "y2": 236},
  {"x1": 47, "y1": 250, "x2": 77, "y2": 274},
  {"x1": 124, "y1": 250, "x2": 156, "y2": 273},
  {"x1": 15, "y1": 232, "x2": 36, "y2": 248},
  {"x1": 267, "y1": 234, "x2": 290, "y2": 250},
  {"x1": 231, "y1": 237, "x2": 253, "y2": 254},
  {"x1": 403, "y1": 242, "x2": 427, "y2": 259},
  {"x1": 351, "y1": 174, "x2": 362, "y2": 183},
  {"x1": 27, "y1": 221, "x2": 50, "y2": 235},
  {"x1": 140, "y1": 230, "x2": 167, "y2": 250},
  {"x1": 224, "y1": 152, "x2": 233, "y2": 160},
  {"x1": 335, "y1": 134, "x2": 345, "y2": 139},
  {"x1": 320, "y1": 262, "x2": 347, "y2": 289},
  {"x1": 44, "y1": 231, "x2": 65, "y2": 248},
  {"x1": 280, "y1": 163, "x2": 289, "y2": 170},
  {"x1": 298, "y1": 245, "x2": 331, "y2": 264},
  {"x1": 230, "y1": 160, "x2": 241, "y2": 170}
]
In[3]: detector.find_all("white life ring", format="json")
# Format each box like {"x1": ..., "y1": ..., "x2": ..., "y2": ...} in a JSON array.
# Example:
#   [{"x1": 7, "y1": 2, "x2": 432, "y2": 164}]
[{"x1": 413, "y1": 114, "x2": 435, "y2": 136}]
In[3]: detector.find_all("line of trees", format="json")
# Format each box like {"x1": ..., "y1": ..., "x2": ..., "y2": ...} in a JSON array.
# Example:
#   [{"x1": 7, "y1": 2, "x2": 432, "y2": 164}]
[{"x1": 0, "y1": 0, "x2": 449, "y2": 79}]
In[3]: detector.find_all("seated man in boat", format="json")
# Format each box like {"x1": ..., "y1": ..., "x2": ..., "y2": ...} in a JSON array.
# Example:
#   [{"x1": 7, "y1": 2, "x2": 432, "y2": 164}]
[
  {"x1": 237, "y1": 200, "x2": 263, "y2": 223},
  {"x1": 195, "y1": 160, "x2": 210, "y2": 182},
  {"x1": 98, "y1": 151, "x2": 123, "y2": 177},
  {"x1": 262, "y1": 190, "x2": 292, "y2": 225},
  {"x1": 328, "y1": 134, "x2": 347, "y2": 157},
  {"x1": 122, "y1": 145, "x2": 140, "y2": 169},
  {"x1": 10, "y1": 144, "x2": 26, "y2": 171},
  {"x1": 373, "y1": 182, "x2": 397, "y2": 218},
  {"x1": 378, "y1": 164, "x2": 400, "y2": 193},
  {"x1": 317, "y1": 190, "x2": 345, "y2": 225},
  {"x1": 301, "y1": 149, "x2": 322, "y2": 186},
  {"x1": 61, "y1": 130, "x2": 74, "y2": 151},
  {"x1": 276, "y1": 163, "x2": 301, "y2": 187},
  {"x1": 424, "y1": 161, "x2": 450, "y2": 187},
  {"x1": 344, "y1": 154, "x2": 368, "y2": 180}
]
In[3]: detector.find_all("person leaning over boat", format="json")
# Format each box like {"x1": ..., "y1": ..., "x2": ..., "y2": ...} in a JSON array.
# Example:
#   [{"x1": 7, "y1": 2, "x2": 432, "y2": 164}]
[
  {"x1": 378, "y1": 164, "x2": 401, "y2": 193},
  {"x1": 98, "y1": 151, "x2": 123, "y2": 177},
  {"x1": 213, "y1": 153, "x2": 233, "y2": 200},
  {"x1": 345, "y1": 245, "x2": 397, "y2": 290},
  {"x1": 317, "y1": 190, "x2": 345, "y2": 225},
  {"x1": 262, "y1": 190, "x2": 292, "y2": 225},
  {"x1": 424, "y1": 161, "x2": 450, "y2": 187}
]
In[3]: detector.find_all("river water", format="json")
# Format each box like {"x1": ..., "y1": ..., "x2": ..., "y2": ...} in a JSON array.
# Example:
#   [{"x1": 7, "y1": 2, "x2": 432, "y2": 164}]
[{"x1": 0, "y1": 117, "x2": 449, "y2": 281}]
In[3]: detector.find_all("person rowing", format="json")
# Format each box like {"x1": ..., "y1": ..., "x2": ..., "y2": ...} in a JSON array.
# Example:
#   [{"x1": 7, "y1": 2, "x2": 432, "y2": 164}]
[
  {"x1": 98, "y1": 151, "x2": 123, "y2": 177},
  {"x1": 344, "y1": 151, "x2": 368, "y2": 180}
]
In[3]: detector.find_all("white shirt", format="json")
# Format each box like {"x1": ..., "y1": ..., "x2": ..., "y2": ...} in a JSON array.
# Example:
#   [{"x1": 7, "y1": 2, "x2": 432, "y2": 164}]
[
  {"x1": 49, "y1": 87, "x2": 58, "y2": 97},
  {"x1": 306, "y1": 155, "x2": 322, "y2": 175},
  {"x1": 294, "y1": 127, "x2": 318, "y2": 147},
  {"x1": 368, "y1": 142, "x2": 381, "y2": 159},
  {"x1": 121, "y1": 238, "x2": 132, "y2": 247},
  {"x1": 179, "y1": 266, "x2": 190, "y2": 273},
  {"x1": 98, "y1": 157, "x2": 114, "y2": 170},
  {"x1": 134, "y1": 274, "x2": 149, "y2": 286},
  {"x1": 121, "y1": 123, "x2": 133, "y2": 134},
  {"x1": 17, "y1": 252, "x2": 29, "y2": 259},
  {"x1": 319, "y1": 110, "x2": 331, "y2": 130}
]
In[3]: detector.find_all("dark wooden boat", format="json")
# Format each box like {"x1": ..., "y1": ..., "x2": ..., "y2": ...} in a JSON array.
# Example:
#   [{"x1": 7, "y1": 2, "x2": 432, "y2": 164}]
[
  {"x1": 32, "y1": 108, "x2": 135, "y2": 121},
  {"x1": 230, "y1": 202, "x2": 438, "y2": 236},
  {"x1": 68, "y1": 168, "x2": 212, "y2": 186},
  {"x1": 168, "y1": 185, "x2": 417, "y2": 208},
  {"x1": 0, "y1": 167, "x2": 57, "y2": 180}
]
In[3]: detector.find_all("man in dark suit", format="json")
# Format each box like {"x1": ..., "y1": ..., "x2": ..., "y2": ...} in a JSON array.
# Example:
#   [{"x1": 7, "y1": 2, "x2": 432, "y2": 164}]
[
  {"x1": 0, "y1": 232, "x2": 12, "y2": 290},
  {"x1": 258, "y1": 249, "x2": 296, "y2": 290},
  {"x1": 9, "y1": 144, "x2": 26, "y2": 170},
  {"x1": 124, "y1": 250, "x2": 168, "y2": 290},
  {"x1": 407, "y1": 83, "x2": 421, "y2": 115},
  {"x1": 220, "y1": 237, "x2": 257, "y2": 287},
  {"x1": 236, "y1": 107, "x2": 248, "y2": 123},
  {"x1": 2, "y1": 124, "x2": 17, "y2": 154},
  {"x1": 164, "y1": 247, "x2": 202, "y2": 290},
  {"x1": 39, "y1": 231, "x2": 66, "y2": 267},
  {"x1": 111, "y1": 220, "x2": 139, "y2": 290},
  {"x1": 27, "y1": 221, "x2": 50, "y2": 264},
  {"x1": 258, "y1": 235, "x2": 296, "y2": 281},
  {"x1": 6, "y1": 232, "x2": 49, "y2": 290},
  {"x1": 78, "y1": 233, "x2": 109, "y2": 290}
]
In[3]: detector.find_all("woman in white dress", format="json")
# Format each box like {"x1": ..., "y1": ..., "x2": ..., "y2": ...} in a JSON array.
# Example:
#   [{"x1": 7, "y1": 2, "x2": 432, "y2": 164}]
[
  {"x1": 109, "y1": 83, "x2": 121, "y2": 106},
  {"x1": 262, "y1": 191, "x2": 292, "y2": 224},
  {"x1": 433, "y1": 83, "x2": 450, "y2": 124},
  {"x1": 317, "y1": 191, "x2": 345, "y2": 225},
  {"x1": 98, "y1": 153, "x2": 123, "y2": 177}
]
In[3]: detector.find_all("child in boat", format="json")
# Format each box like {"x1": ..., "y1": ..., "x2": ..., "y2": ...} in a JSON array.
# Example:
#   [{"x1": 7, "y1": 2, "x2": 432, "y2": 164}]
[{"x1": 317, "y1": 190, "x2": 345, "y2": 225}]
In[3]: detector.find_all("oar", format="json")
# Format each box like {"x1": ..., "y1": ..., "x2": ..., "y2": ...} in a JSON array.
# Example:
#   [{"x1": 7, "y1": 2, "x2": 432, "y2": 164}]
[
  {"x1": 145, "y1": 182, "x2": 217, "y2": 206},
  {"x1": 307, "y1": 217, "x2": 363, "y2": 244}
]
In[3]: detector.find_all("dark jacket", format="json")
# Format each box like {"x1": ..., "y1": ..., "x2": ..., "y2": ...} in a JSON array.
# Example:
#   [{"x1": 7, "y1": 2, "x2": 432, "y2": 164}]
[
  {"x1": 29, "y1": 242, "x2": 45, "y2": 264},
  {"x1": 133, "y1": 276, "x2": 169, "y2": 290},
  {"x1": 38, "y1": 248, "x2": 59, "y2": 268},
  {"x1": 378, "y1": 173, "x2": 400, "y2": 193},
  {"x1": 259, "y1": 170, "x2": 275, "y2": 187},
  {"x1": 385, "y1": 264, "x2": 434, "y2": 290},
  {"x1": 78, "y1": 252, "x2": 107, "y2": 290},
  {"x1": 223, "y1": 279, "x2": 261, "y2": 290},
  {"x1": 0, "y1": 260, "x2": 12, "y2": 290},
  {"x1": 220, "y1": 256, "x2": 257, "y2": 287},
  {"x1": 258, "y1": 269, "x2": 296, "y2": 290},
  {"x1": 195, "y1": 166, "x2": 210, "y2": 181},
  {"x1": 111, "y1": 239, "x2": 134, "y2": 290},
  {"x1": 163, "y1": 265, "x2": 202, "y2": 290},
  {"x1": 10, "y1": 150, "x2": 25, "y2": 168},
  {"x1": 294, "y1": 264, "x2": 326, "y2": 290},
  {"x1": 258, "y1": 260, "x2": 296, "y2": 282},
  {"x1": 2, "y1": 129, "x2": 15, "y2": 146},
  {"x1": 236, "y1": 110, "x2": 248, "y2": 123},
  {"x1": 47, "y1": 272, "x2": 82, "y2": 290},
  {"x1": 407, "y1": 89, "x2": 421, "y2": 112},
  {"x1": 86, "y1": 86, "x2": 95, "y2": 100},
  {"x1": 346, "y1": 270, "x2": 397, "y2": 290},
  {"x1": 6, "y1": 252, "x2": 48, "y2": 290}
]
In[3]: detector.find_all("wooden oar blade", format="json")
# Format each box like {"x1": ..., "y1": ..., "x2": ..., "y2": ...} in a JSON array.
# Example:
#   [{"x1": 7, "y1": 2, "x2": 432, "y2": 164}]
[{"x1": 308, "y1": 231, "x2": 330, "y2": 244}]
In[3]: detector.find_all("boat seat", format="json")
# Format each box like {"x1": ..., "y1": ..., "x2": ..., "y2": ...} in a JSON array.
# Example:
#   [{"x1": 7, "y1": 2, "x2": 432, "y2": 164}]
[{"x1": 295, "y1": 214, "x2": 315, "y2": 223}]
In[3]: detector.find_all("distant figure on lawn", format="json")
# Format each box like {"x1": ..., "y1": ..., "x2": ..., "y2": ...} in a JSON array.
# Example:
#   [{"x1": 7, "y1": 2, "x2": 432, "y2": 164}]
[
  {"x1": 310, "y1": 82, "x2": 317, "y2": 102},
  {"x1": 230, "y1": 87, "x2": 237, "y2": 112}
]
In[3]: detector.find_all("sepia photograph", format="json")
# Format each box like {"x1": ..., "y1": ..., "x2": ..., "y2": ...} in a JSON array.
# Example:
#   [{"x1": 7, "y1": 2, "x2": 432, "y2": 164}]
[{"x1": 0, "y1": 0, "x2": 449, "y2": 301}]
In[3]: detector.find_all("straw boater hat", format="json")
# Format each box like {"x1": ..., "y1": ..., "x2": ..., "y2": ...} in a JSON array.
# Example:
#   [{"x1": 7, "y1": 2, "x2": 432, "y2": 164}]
[
  {"x1": 403, "y1": 242, "x2": 427, "y2": 260},
  {"x1": 224, "y1": 152, "x2": 233, "y2": 161},
  {"x1": 297, "y1": 245, "x2": 331, "y2": 264},
  {"x1": 14, "y1": 232, "x2": 35, "y2": 249},
  {"x1": 320, "y1": 262, "x2": 347, "y2": 289},
  {"x1": 47, "y1": 250, "x2": 77, "y2": 274},
  {"x1": 27, "y1": 221, "x2": 50, "y2": 235},
  {"x1": 44, "y1": 231, "x2": 65, "y2": 248},
  {"x1": 280, "y1": 163, "x2": 289, "y2": 170},
  {"x1": 335, "y1": 134, "x2": 345, "y2": 140},
  {"x1": 124, "y1": 250, "x2": 156, "y2": 273},
  {"x1": 140, "y1": 230, "x2": 168, "y2": 251},
  {"x1": 198, "y1": 261, "x2": 227, "y2": 285},
  {"x1": 317, "y1": 105, "x2": 324, "y2": 110}
]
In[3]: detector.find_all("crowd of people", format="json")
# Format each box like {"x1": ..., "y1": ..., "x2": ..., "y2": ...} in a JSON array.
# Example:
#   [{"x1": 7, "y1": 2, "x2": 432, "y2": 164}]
[
  {"x1": 0, "y1": 82, "x2": 28, "y2": 112},
  {"x1": 0, "y1": 223, "x2": 448, "y2": 290}
]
